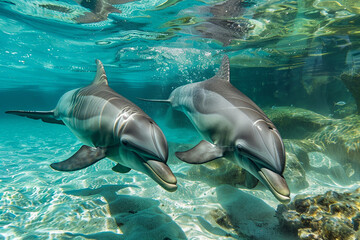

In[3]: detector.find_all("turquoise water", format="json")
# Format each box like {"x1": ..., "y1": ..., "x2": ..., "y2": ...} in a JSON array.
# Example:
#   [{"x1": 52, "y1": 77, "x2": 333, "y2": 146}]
[{"x1": 1, "y1": 0, "x2": 360, "y2": 239}]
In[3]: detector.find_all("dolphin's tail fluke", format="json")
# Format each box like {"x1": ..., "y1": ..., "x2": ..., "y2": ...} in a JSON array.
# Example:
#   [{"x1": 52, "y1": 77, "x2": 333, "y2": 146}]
[
  {"x1": 137, "y1": 97, "x2": 171, "y2": 104},
  {"x1": 5, "y1": 110, "x2": 64, "y2": 125}
]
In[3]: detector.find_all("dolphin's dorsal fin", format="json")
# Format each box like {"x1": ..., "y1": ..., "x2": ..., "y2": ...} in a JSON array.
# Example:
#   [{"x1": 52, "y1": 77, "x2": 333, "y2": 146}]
[
  {"x1": 92, "y1": 59, "x2": 108, "y2": 85},
  {"x1": 214, "y1": 55, "x2": 230, "y2": 82}
]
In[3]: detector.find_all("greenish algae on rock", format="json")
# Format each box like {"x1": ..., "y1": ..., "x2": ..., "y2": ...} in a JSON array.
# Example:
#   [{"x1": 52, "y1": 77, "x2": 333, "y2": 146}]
[
  {"x1": 283, "y1": 152, "x2": 309, "y2": 191},
  {"x1": 264, "y1": 107, "x2": 334, "y2": 139},
  {"x1": 187, "y1": 158, "x2": 246, "y2": 187},
  {"x1": 311, "y1": 114, "x2": 360, "y2": 167},
  {"x1": 341, "y1": 71, "x2": 360, "y2": 114},
  {"x1": 265, "y1": 107, "x2": 360, "y2": 169},
  {"x1": 266, "y1": 107, "x2": 360, "y2": 189}
]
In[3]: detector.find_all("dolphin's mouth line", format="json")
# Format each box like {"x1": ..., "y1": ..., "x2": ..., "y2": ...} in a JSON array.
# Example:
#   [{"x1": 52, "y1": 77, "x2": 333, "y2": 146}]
[
  {"x1": 238, "y1": 145, "x2": 276, "y2": 173},
  {"x1": 142, "y1": 159, "x2": 177, "y2": 192},
  {"x1": 128, "y1": 151, "x2": 176, "y2": 192}
]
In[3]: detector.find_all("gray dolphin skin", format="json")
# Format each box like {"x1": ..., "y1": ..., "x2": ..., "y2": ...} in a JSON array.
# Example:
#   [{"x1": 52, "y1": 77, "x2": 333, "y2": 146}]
[
  {"x1": 5, "y1": 60, "x2": 177, "y2": 192},
  {"x1": 143, "y1": 55, "x2": 290, "y2": 203},
  {"x1": 73, "y1": 0, "x2": 138, "y2": 23}
]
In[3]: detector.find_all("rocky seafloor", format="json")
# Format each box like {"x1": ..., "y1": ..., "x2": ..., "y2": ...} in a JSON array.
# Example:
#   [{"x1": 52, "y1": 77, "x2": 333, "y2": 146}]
[
  {"x1": 271, "y1": 107, "x2": 360, "y2": 239},
  {"x1": 276, "y1": 188, "x2": 360, "y2": 240}
]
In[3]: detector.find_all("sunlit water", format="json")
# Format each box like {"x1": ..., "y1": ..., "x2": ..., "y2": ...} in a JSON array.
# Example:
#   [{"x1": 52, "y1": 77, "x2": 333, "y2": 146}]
[{"x1": 1, "y1": 0, "x2": 360, "y2": 239}]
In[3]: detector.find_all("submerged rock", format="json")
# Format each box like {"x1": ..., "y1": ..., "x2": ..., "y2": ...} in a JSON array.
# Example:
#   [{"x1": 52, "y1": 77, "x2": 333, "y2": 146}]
[
  {"x1": 333, "y1": 102, "x2": 357, "y2": 119},
  {"x1": 264, "y1": 106, "x2": 360, "y2": 191},
  {"x1": 266, "y1": 107, "x2": 360, "y2": 170},
  {"x1": 341, "y1": 72, "x2": 360, "y2": 114},
  {"x1": 276, "y1": 188, "x2": 360, "y2": 240},
  {"x1": 264, "y1": 107, "x2": 334, "y2": 139},
  {"x1": 310, "y1": 114, "x2": 360, "y2": 168},
  {"x1": 283, "y1": 152, "x2": 308, "y2": 191},
  {"x1": 187, "y1": 158, "x2": 246, "y2": 187}
]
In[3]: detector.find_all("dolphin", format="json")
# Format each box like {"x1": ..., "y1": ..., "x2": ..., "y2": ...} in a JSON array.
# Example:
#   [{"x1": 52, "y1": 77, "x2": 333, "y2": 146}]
[
  {"x1": 195, "y1": 19, "x2": 253, "y2": 46},
  {"x1": 142, "y1": 55, "x2": 290, "y2": 203},
  {"x1": 36, "y1": 0, "x2": 137, "y2": 23},
  {"x1": 198, "y1": 0, "x2": 255, "y2": 46},
  {"x1": 5, "y1": 60, "x2": 177, "y2": 192},
  {"x1": 73, "y1": 0, "x2": 138, "y2": 23},
  {"x1": 180, "y1": 0, "x2": 254, "y2": 46}
]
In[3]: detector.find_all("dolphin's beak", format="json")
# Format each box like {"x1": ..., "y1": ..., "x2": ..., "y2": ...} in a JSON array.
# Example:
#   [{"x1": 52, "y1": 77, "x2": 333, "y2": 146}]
[
  {"x1": 243, "y1": 157, "x2": 290, "y2": 203},
  {"x1": 237, "y1": 135, "x2": 290, "y2": 203},
  {"x1": 255, "y1": 127, "x2": 290, "y2": 203},
  {"x1": 143, "y1": 159, "x2": 177, "y2": 192},
  {"x1": 140, "y1": 123, "x2": 177, "y2": 192},
  {"x1": 122, "y1": 117, "x2": 177, "y2": 191},
  {"x1": 257, "y1": 167, "x2": 290, "y2": 203}
]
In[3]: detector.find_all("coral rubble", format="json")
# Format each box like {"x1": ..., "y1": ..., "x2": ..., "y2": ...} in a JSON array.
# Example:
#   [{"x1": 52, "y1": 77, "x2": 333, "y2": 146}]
[{"x1": 276, "y1": 188, "x2": 360, "y2": 240}]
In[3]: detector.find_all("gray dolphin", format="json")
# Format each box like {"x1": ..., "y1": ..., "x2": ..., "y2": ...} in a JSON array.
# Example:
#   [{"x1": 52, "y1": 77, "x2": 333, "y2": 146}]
[
  {"x1": 36, "y1": 0, "x2": 137, "y2": 23},
  {"x1": 6, "y1": 60, "x2": 177, "y2": 192},
  {"x1": 195, "y1": 19, "x2": 253, "y2": 46},
  {"x1": 73, "y1": 0, "x2": 137, "y2": 23},
  {"x1": 142, "y1": 55, "x2": 290, "y2": 203}
]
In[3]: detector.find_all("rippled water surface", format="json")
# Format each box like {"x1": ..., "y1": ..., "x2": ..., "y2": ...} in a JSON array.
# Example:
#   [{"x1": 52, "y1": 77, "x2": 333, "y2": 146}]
[{"x1": 1, "y1": 0, "x2": 360, "y2": 239}]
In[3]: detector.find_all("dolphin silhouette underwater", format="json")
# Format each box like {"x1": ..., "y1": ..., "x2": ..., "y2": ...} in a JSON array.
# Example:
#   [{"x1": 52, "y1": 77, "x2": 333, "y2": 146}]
[
  {"x1": 37, "y1": 0, "x2": 138, "y2": 24},
  {"x1": 6, "y1": 60, "x2": 177, "y2": 192},
  {"x1": 142, "y1": 55, "x2": 290, "y2": 203},
  {"x1": 73, "y1": 0, "x2": 138, "y2": 24}
]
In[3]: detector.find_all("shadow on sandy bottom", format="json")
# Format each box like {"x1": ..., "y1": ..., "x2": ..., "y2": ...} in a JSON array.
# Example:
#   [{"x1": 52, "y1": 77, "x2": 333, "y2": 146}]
[
  {"x1": 215, "y1": 185, "x2": 298, "y2": 240},
  {"x1": 64, "y1": 185, "x2": 187, "y2": 240}
]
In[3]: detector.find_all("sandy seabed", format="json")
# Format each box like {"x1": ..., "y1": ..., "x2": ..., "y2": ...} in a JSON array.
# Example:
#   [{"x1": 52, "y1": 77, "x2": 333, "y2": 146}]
[{"x1": 1, "y1": 118, "x2": 358, "y2": 240}]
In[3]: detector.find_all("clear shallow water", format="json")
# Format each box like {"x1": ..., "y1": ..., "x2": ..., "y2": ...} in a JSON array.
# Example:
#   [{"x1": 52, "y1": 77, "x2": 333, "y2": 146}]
[
  {"x1": 1, "y1": 0, "x2": 360, "y2": 239},
  {"x1": 1, "y1": 118, "x2": 359, "y2": 239}
]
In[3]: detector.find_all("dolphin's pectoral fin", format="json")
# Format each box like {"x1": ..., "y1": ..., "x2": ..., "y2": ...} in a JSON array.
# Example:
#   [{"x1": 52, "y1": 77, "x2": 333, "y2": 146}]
[
  {"x1": 50, "y1": 145, "x2": 106, "y2": 171},
  {"x1": 244, "y1": 170, "x2": 259, "y2": 189},
  {"x1": 175, "y1": 140, "x2": 224, "y2": 164},
  {"x1": 5, "y1": 110, "x2": 64, "y2": 125},
  {"x1": 112, "y1": 163, "x2": 131, "y2": 173},
  {"x1": 104, "y1": 5, "x2": 122, "y2": 15},
  {"x1": 74, "y1": 12, "x2": 103, "y2": 24}
]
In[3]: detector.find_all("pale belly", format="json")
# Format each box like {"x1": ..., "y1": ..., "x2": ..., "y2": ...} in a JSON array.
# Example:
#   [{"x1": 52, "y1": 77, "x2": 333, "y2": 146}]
[{"x1": 185, "y1": 110, "x2": 234, "y2": 146}]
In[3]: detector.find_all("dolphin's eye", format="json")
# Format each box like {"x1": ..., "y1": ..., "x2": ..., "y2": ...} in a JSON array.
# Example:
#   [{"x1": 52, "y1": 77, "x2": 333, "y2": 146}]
[
  {"x1": 268, "y1": 126, "x2": 273, "y2": 130},
  {"x1": 236, "y1": 143, "x2": 253, "y2": 157},
  {"x1": 236, "y1": 144, "x2": 243, "y2": 152},
  {"x1": 122, "y1": 139, "x2": 128, "y2": 146}
]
